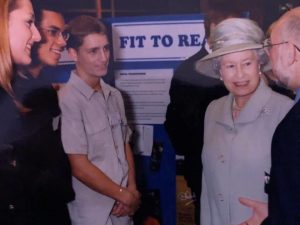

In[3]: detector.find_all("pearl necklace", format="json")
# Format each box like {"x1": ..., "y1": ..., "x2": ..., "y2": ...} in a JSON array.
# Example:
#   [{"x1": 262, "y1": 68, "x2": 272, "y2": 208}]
[{"x1": 232, "y1": 99, "x2": 243, "y2": 119}]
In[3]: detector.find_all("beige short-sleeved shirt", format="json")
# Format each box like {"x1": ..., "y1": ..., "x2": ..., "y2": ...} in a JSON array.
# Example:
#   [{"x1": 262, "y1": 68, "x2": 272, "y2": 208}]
[{"x1": 59, "y1": 71, "x2": 131, "y2": 225}]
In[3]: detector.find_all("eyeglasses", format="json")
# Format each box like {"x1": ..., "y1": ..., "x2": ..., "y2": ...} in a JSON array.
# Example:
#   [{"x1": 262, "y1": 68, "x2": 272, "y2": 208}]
[
  {"x1": 263, "y1": 38, "x2": 288, "y2": 50},
  {"x1": 263, "y1": 38, "x2": 300, "y2": 52},
  {"x1": 292, "y1": 43, "x2": 300, "y2": 52},
  {"x1": 39, "y1": 27, "x2": 70, "y2": 41}
]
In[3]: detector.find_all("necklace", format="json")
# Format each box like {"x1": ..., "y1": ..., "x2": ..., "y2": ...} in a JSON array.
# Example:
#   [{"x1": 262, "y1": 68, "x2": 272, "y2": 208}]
[
  {"x1": 232, "y1": 99, "x2": 243, "y2": 111},
  {"x1": 232, "y1": 98, "x2": 243, "y2": 119}
]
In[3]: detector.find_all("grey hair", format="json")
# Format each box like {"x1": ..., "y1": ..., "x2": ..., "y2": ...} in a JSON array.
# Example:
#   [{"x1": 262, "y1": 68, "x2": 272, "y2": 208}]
[
  {"x1": 210, "y1": 18, "x2": 265, "y2": 51},
  {"x1": 212, "y1": 48, "x2": 268, "y2": 74}
]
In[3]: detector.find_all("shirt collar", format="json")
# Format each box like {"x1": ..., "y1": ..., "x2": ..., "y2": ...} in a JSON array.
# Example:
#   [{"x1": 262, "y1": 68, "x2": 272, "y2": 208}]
[
  {"x1": 100, "y1": 79, "x2": 114, "y2": 101},
  {"x1": 216, "y1": 78, "x2": 273, "y2": 127},
  {"x1": 295, "y1": 88, "x2": 300, "y2": 102},
  {"x1": 69, "y1": 70, "x2": 113, "y2": 100}
]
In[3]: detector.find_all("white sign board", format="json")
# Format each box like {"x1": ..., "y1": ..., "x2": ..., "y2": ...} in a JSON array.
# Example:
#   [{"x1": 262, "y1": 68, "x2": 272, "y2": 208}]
[{"x1": 112, "y1": 18, "x2": 205, "y2": 62}]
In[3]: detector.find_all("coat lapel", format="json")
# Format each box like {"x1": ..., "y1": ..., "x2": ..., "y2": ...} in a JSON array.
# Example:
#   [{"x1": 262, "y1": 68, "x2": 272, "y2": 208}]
[{"x1": 216, "y1": 79, "x2": 273, "y2": 127}]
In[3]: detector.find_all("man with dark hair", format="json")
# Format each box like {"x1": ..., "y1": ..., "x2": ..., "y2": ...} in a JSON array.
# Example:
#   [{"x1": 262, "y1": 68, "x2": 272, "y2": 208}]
[
  {"x1": 20, "y1": 0, "x2": 75, "y2": 224},
  {"x1": 59, "y1": 15, "x2": 140, "y2": 225},
  {"x1": 28, "y1": 0, "x2": 68, "y2": 79},
  {"x1": 164, "y1": 8, "x2": 241, "y2": 225}
]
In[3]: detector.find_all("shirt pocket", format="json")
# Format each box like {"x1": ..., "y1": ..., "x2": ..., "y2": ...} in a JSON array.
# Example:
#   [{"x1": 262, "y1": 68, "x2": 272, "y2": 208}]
[
  {"x1": 84, "y1": 115, "x2": 110, "y2": 159},
  {"x1": 85, "y1": 117, "x2": 108, "y2": 135},
  {"x1": 83, "y1": 111, "x2": 122, "y2": 144},
  {"x1": 109, "y1": 112, "x2": 125, "y2": 140},
  {"x1": 108, "y1": 112, "x2": 122, "y2": 128}
]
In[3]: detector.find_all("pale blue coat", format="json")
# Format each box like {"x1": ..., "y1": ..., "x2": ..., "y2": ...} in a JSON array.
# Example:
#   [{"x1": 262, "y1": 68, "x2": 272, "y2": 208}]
[{"x1": 201, "y1": 80, "x2": 294, "y2": 225}]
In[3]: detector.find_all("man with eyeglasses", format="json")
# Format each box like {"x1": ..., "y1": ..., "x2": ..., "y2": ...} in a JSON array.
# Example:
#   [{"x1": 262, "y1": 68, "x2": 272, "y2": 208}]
[
  {"x1": 261, "y1": 38, "x2": 296, "y2": 99},
  {"x1": 8, "y1": 1, "x2": 75, "y2": 225},
  {"x1": 26, "y1": 0, "x2": 69, "y2": 79},
  {"x1": 238, "y1": 6, "x2": 300, "y2": 225}
]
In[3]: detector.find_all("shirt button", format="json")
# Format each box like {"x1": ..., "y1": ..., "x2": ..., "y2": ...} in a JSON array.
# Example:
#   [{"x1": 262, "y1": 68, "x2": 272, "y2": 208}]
[
  {"x1": 227, "y1": 127, "x2": 236, "y2": 133},
  {"x1": 217, "y1": 154, "x2": 225, "y2": 163},
  {"x1": 8, "y1": 204, "x2": 15, "y2": 210},
  {"x1": 217, "y1": 193, "x2": 224, "y2": 201},
  {"x1": 10, "y1": 160, "x2": 17, "y2": 167}
]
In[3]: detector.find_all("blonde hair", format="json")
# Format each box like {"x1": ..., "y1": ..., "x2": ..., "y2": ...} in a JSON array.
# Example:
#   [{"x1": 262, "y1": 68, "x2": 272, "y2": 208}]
[{"x1": 0, "y1": 0, "x2": 17, "y2": 93}]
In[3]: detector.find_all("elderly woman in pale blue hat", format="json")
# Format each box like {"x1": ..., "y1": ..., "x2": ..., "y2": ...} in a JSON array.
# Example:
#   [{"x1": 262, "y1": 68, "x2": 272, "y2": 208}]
[{"x1": 197, "y1": 18, "x2": 293, "y2": 225}]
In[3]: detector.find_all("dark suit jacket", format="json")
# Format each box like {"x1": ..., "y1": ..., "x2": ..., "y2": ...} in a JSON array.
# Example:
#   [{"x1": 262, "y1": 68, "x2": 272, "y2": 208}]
[{"x1": 263, "y1": 100, "x2": 300, "y2": 225}]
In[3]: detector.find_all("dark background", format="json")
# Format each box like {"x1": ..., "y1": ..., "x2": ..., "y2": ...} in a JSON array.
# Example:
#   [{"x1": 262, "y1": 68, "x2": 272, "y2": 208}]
[{"x1": 56, "y1": 0, "x2": 300, "y2": 31}]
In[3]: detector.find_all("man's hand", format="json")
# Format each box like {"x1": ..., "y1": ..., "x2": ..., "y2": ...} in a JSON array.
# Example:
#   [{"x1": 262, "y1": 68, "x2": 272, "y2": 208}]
[
  {"x1": 118, "y1": 188, "x2": 141, "y2": 216},
  {"x1": 111, "y1": 201, "x2": 131, "y2": 217},
  {"x1": 238, "y1": 197, "x2": 268, "y2": 225}
]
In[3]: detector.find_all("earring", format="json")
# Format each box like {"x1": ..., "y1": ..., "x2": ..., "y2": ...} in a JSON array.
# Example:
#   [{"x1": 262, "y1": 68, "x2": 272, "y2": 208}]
[
  {"x1": 220, "y1": 77, "x2": 223, "y2": 81},
  {"x1": 258, "y1": 66, "x2": 262, "y2": 75}
]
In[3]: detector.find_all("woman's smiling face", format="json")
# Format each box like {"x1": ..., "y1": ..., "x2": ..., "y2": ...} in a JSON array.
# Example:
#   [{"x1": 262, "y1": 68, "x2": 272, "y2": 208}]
[
  {"x1": 8, "y1": 0, "x2": 41, "y2": 65},
  {"x1": 219, "y1": 49, "x2": 261, "y2": 99}
]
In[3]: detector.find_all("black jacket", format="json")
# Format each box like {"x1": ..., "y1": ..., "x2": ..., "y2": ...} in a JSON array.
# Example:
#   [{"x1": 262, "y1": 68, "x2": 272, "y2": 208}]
[
  {"x1": 263, "y1": 100, "x2": 300, "y2": 225},
  {"x1": 0, "y1": 73, "x2": 74, "y2": 225}
]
